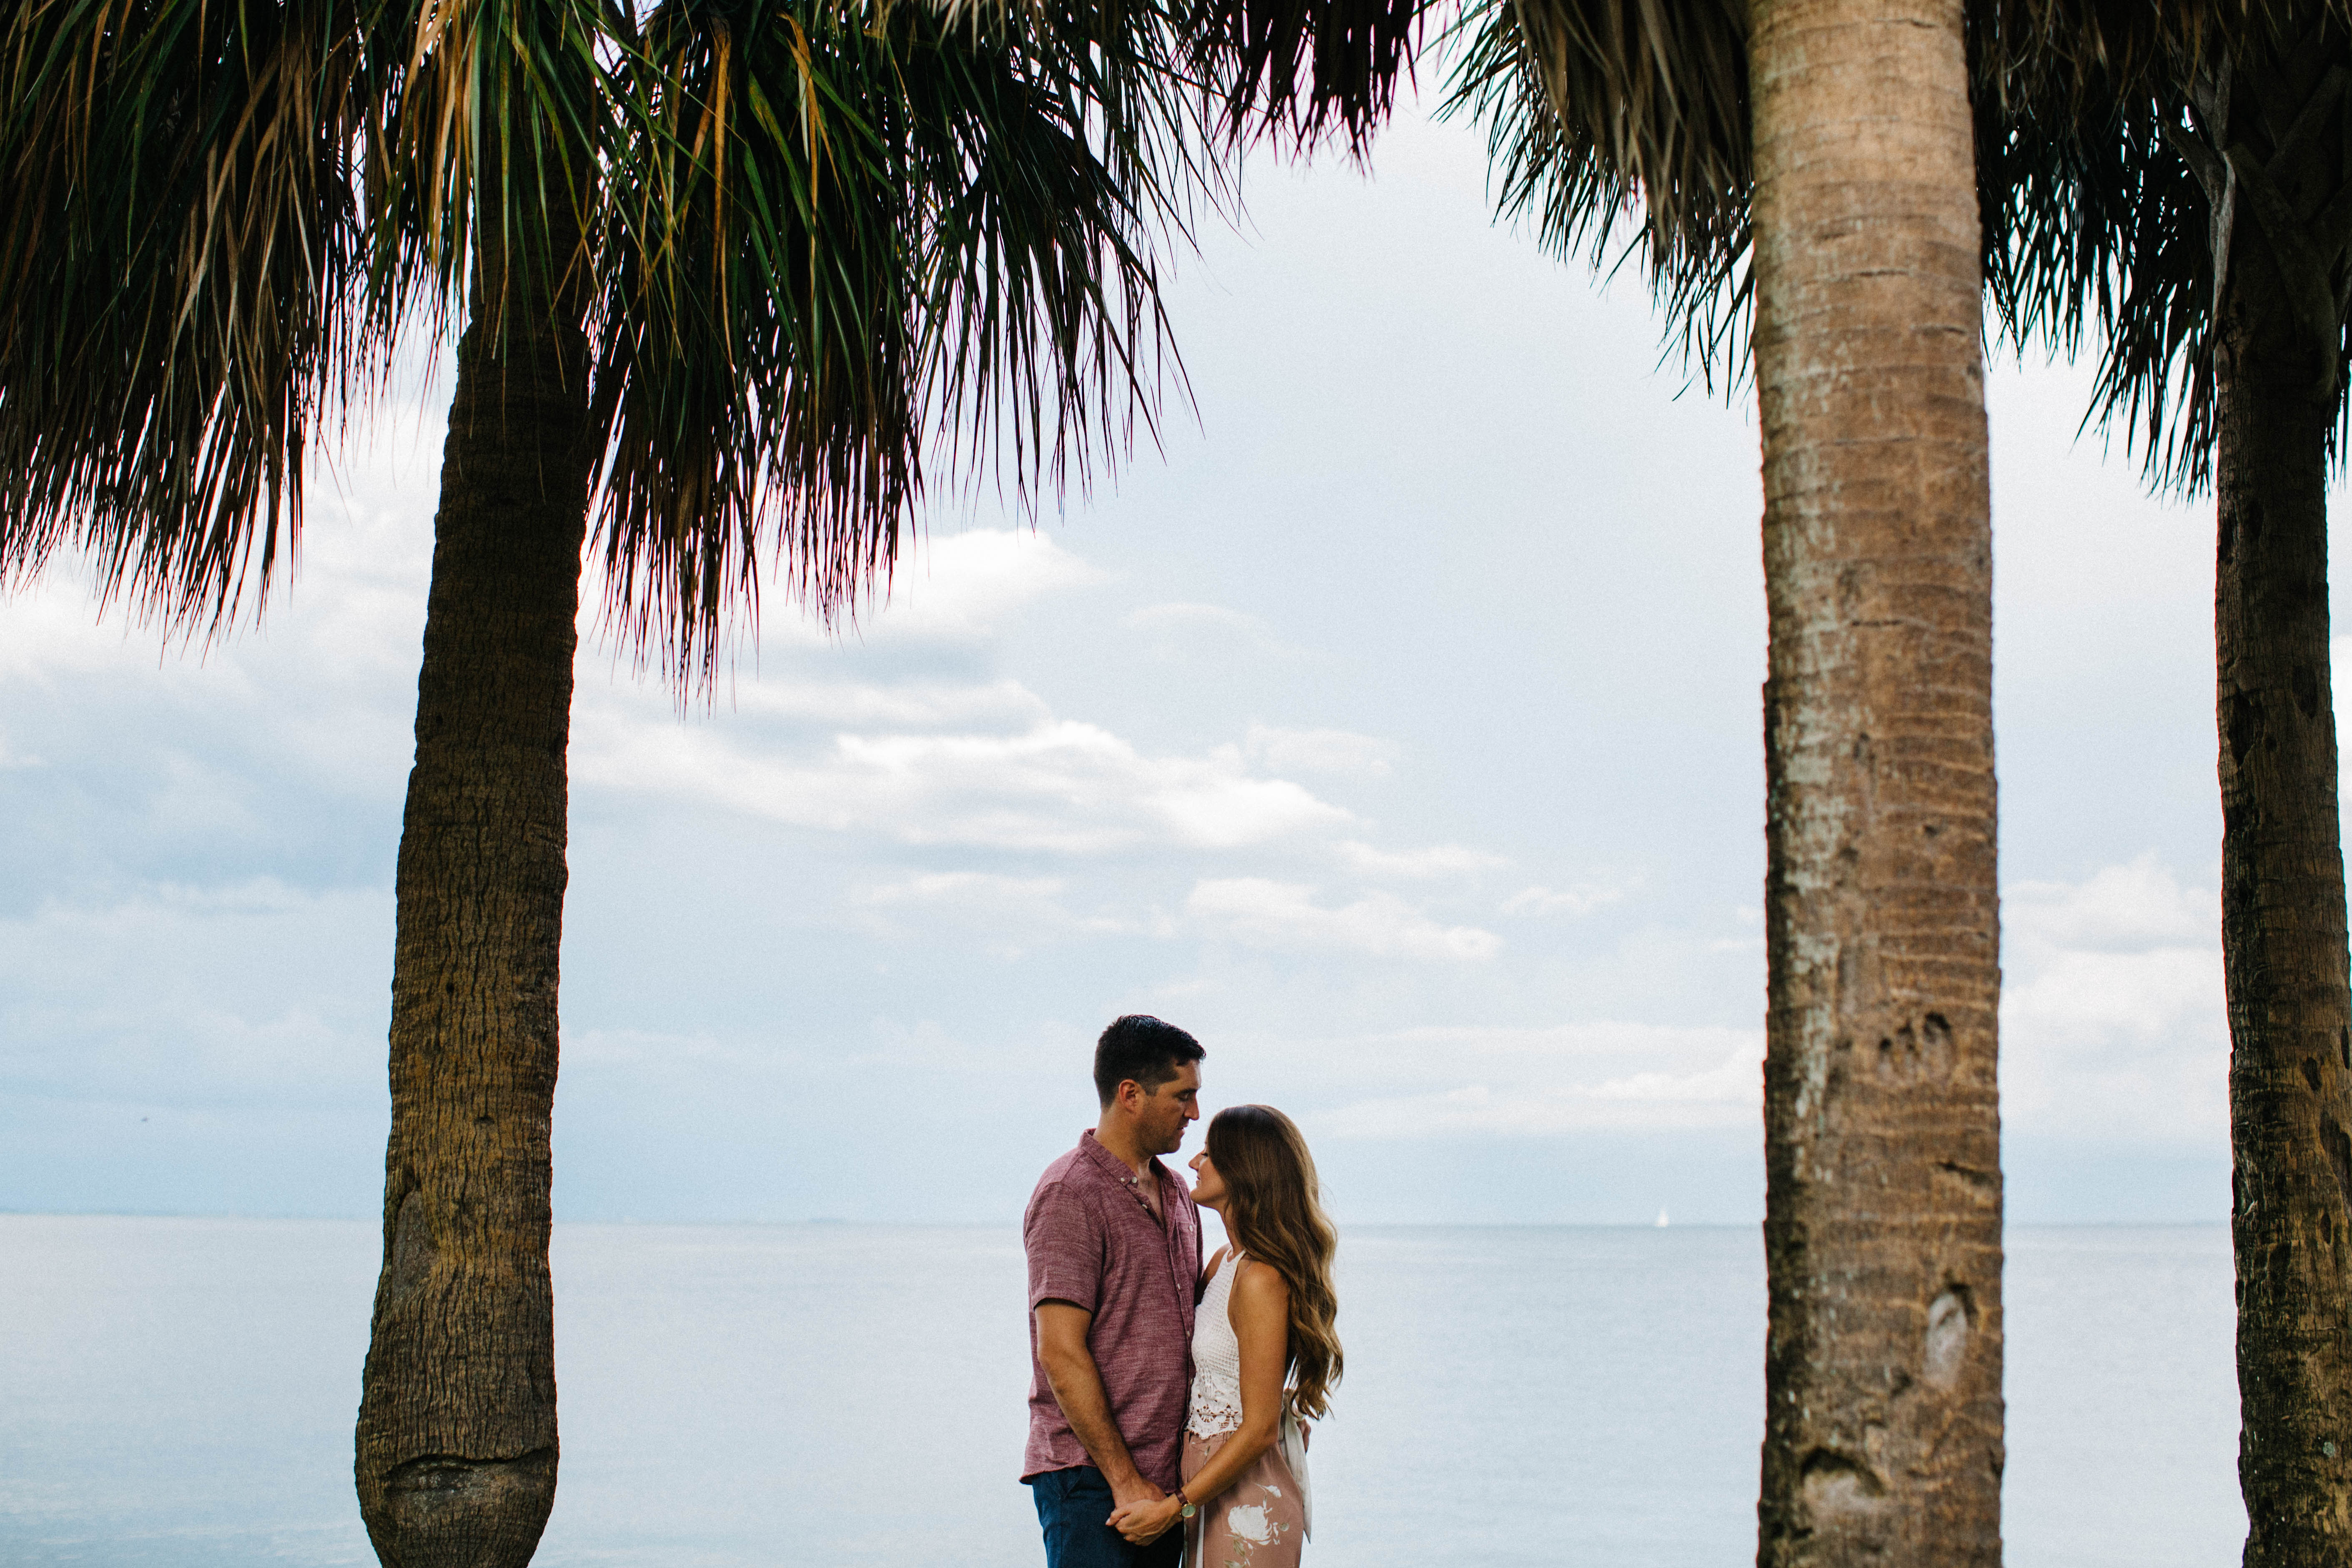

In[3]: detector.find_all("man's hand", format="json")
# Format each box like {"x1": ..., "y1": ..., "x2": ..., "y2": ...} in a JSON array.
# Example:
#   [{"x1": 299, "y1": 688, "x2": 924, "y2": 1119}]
[{"x1": 1107, "y1": 1492, "x2": 1182, "y2": 1545}]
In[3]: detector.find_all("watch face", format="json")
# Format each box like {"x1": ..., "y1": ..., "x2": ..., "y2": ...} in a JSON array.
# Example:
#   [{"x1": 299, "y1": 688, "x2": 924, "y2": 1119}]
[{"x1": 1179, "y1": 1504, "x2": 1197, "y2": 1519}]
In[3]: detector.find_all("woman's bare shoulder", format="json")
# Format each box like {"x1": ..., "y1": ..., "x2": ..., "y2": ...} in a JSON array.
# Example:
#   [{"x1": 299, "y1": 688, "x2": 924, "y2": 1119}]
[{"x1": 1230, "y1": 1254, "x2": 1291, "y2": 1309}]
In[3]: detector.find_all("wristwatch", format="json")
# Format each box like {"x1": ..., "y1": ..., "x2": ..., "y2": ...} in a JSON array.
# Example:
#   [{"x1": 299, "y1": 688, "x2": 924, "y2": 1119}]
[{"x1": 1175, "y1": 1488, "x2": 1197, "y2": 1521}]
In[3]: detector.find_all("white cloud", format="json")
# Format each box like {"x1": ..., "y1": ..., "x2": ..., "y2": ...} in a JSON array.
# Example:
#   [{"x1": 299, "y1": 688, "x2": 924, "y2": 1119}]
[
  {"x1": 1502, "y1": 881, "x2": 1630, "y2": 917},
  {"x1": 1295, "y1": 848, "x2": 2230, "y2": 1148},
  {"x1": 0, "y1": 880, "x2": 389, "y2": 1105},
  {"x1": 862, "y1": 871, "x2": 1068, "y2": 909},
  {"x1": 1320, "y1": 1060, "x2": 1757, "y2": 1137},
  {"x1": 2001, "y1": 853, "x2": 2226, "y2": 1143},
  {"x1": 576, "y1": 702, "x2": 1353, "y2": 853},
  {"x1": 1305, "y1": 1022, "x2": 1764, "y2": 1136},
  {"x1": 1123, "y1": 602, "x2": 1311, "y2": 662},
  {"x1": 568, "y1": 1016, "x2": 1018, "y2": 1078},
  {"x1": 2006, "y1": 853, "x2": 2212, "y2": 950},
  {"x1": 725, "y1": 677, "x2": 1050, "y2": 732},
  {"x1": 859, "y1": 529, "x2": 1106, "y2": 642},
  {"x1": 0, "y1": 434, "x2": 439, "y2": 803},
  {"x1": 675, "y1": 527, "x2": 1097, "y2": 650},
  {"x1": 1337, "y1": 839, "x2": 1509, "y2": 879},
  {"x1": 1186, "y1": 878, "x2": 1501, "y2": 961},
  {"x1": 0, "y1": 590, "x2": 173, "y2": 682},
  {"x1": 1246, "y1": 725, "x2": 1399, "y2": 778},
  {"x1": 852, "y1": 873, "x2": 1137, "y2": 955},
  {"x1": 1125, "y1": 601, "x2": 1266, "y2": 637}
]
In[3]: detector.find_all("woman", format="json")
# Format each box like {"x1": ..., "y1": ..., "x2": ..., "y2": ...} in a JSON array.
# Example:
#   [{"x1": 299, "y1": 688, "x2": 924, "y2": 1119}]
[{"x1": 1109, "y1": 1104, "x2": 1341, "y2": 1565}]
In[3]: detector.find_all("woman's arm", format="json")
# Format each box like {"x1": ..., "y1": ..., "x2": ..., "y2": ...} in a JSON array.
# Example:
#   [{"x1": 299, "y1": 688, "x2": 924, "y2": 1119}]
[
  {"x1": 1184, "y1": 1259, "x2": 1291, "y2": 1496},
  {"x1": 1110, "y1": 1260, "x2": 1291, "y2": 1541}
]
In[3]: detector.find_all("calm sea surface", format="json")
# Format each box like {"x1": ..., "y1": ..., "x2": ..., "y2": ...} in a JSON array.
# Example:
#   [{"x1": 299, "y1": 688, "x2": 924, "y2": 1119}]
[{"x1": 0, "y1": 1218, "x2": 2240, "y2": 1565}]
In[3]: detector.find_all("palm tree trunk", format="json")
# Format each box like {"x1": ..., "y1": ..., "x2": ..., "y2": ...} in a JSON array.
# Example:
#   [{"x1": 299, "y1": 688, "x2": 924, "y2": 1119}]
[
  {"x1": 1748, "y1": 1, "x2": 2004, "y2": 1563},
  {"x1": 353, "y1": 289, "x2": 591, "y2": 1565},
  {"x1": 2211, "y1": 85, "x2": 2352, "y2": 1568}
]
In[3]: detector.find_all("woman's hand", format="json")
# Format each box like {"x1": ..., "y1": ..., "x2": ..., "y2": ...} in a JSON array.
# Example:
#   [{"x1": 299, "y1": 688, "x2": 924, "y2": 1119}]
[{"x1": 1106, "y1": 1494, "x2": 1181, "y2": 1545}]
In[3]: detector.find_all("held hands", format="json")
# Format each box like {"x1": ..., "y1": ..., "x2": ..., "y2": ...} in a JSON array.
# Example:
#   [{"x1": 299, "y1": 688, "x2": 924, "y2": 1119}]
[{"x1": 1106, "y1": 1490, "x2": 1183, "y2": 1546}]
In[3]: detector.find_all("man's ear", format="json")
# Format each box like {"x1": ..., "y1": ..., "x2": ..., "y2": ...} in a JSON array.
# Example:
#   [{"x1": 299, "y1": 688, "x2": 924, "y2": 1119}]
[{"x1": 1112, "y1": 1078, "x2": 1142, "y2": 1114}]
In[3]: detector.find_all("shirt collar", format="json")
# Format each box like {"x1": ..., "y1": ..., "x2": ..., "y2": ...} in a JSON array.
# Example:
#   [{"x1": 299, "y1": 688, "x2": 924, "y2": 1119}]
[{"x1": 1079, "y1": 1127, "x2": 1169, "y2": 1192}]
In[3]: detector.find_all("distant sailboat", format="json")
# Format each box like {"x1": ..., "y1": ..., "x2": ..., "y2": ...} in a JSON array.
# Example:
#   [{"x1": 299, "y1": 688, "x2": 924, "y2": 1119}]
[{"x1": 1655, "y1": 1208, "x2": 1670, "y2": 1229}]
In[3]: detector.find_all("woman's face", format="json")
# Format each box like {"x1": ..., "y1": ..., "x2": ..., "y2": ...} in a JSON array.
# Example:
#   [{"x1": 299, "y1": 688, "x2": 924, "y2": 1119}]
[{"x1": 1187, "y1": 1148, "x2": 1228, "y2": 1207}]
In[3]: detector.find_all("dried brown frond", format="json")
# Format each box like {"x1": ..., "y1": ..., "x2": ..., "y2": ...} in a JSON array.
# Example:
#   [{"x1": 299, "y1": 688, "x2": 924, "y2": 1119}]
[{"x1": 1986, "y1": 0, "x2": 2336, "y2": 108}]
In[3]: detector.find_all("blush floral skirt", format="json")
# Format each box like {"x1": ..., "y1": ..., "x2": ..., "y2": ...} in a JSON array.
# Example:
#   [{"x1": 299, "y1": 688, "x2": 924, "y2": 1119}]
[{"x1": 1180, "y1": 1430, "x2": 1305, "y2": 1567}]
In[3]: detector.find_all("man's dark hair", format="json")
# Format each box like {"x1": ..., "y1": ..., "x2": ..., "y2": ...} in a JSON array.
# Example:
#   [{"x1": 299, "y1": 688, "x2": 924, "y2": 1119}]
[{"x1": 1093, "y1": 1015, "x2": 1204, "y2": 1108}]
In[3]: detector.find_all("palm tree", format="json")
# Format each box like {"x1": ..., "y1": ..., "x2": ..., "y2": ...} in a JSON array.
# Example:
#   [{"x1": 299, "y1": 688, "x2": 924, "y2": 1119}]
[
  {"x1": 0, "y1": 0, "x2": 1198, "y2": 1561},
  {"x1": 1191, "y1": 16, "x2": 2011, "y2": 1542},
  {"x1": 1457, "y1": 0, "x2": 2352, "y2": 1560},
  {"x1": 1452, "y1": 1, "x2": 2002, "y2": 1555},
  {"x1": 1986, "y1": 11, "x2": 2352, "y2": 1559},
  {"x1": 1743, "y1": 5, "x2": 2006, "y2": 1557}
]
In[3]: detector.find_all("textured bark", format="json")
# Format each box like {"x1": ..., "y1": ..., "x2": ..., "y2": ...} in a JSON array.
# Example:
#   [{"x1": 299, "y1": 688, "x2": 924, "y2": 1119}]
[
  {"x1": 353, "y1": 294, "x2": 591, "y2": 1562},
  {"x1": 2209, "y1": 48, "x2": 2352, "y2": 1568},
  {"x1": 1748, "y1": 2, "x2": 2004, "y2": 1564}
]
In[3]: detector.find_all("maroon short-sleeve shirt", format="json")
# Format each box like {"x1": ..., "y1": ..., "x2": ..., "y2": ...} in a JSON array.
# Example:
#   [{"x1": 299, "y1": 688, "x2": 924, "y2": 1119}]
[{"x1": 1021, "y1": 1129, "x2": 1201, "y2": 1488}]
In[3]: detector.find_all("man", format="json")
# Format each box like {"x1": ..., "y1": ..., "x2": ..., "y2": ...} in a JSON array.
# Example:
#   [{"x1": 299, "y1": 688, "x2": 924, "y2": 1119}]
[{"x1": 1022, "y1": 1015, "x2": 1206, "y2": 1567}]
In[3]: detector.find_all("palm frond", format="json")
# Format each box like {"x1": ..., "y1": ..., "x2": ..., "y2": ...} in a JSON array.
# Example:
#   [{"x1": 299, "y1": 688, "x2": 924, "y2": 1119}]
[
  {"x1": 1985, "y1": 0, "x2": 2346, "y2": 110},
  {"x1": 1982, "y1": 9, "x2": 2352, "y2": 493},
  {"x1": 590, "y1": 0, "x2": 920, "y2": 677},
  {"x1": 1444, "y1": 0, "x2": 2335, "y2": 427},
  {"x1": 0, "y1": 0, "x2": 367, "y2": 631},
  {"x1": 360, "y1": 0, "x2": 612, "y2": 347},
  {"x1": 1442, "y1": 0, "x2": 1750, "y2": 386},
  {"x1": 1983, "y1": 86, "x2": 2219, "y2": 489},
  {"x1": 910, "y1": 0, "x2": 1200, "y2": 503},
  {"x1": 0, "y1": 0, "x2": 1212, "y2": 679},
  {"x1": 1183, "y1": 0, "x2": 1424, "y2": 153},
  {"x1": 589, "y1": 0, "x2": 1206, "y2": 683}
]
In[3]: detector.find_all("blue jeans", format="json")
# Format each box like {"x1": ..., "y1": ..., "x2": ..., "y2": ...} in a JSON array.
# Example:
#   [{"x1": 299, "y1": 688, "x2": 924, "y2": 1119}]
[{"x1": 1028, "y1": 1466, "x2": 1184, "y2": 1568}]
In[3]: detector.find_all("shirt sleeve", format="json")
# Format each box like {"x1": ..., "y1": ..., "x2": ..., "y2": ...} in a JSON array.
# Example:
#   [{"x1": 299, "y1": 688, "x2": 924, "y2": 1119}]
[{"x1": 1026, "y1": 1178, "x2": 1104, "y2": 1315}]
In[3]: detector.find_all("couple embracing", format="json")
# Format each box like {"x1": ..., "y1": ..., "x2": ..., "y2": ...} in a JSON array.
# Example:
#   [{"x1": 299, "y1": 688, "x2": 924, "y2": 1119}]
[{"x1": 1022, "y1": 1016, "x2": 1342, "y2": 1566}]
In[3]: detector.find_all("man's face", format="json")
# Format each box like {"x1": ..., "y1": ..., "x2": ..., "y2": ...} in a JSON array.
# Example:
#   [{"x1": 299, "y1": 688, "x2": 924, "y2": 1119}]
[{"x1": 1132, "y1": 1062, "x2": 1201, "y2": 1157}]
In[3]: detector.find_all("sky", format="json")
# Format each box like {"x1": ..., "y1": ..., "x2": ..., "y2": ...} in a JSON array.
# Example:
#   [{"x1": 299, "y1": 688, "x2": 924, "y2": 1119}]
[{"x1": 0, "y1": 99, "x2": 2304, "y2": 1229}]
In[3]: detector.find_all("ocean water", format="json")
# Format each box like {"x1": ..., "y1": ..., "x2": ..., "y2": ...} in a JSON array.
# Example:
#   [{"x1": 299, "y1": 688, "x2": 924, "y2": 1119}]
[{"x1": 0, "y1": 1217, "x2": 2241, "y2": 1565}]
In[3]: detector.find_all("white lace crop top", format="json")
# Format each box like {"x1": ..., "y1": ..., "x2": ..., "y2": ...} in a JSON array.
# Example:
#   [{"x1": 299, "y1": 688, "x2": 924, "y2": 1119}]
[{"x1": 1185, "y1": 1249, "x2": 1248, "y2": 1438}]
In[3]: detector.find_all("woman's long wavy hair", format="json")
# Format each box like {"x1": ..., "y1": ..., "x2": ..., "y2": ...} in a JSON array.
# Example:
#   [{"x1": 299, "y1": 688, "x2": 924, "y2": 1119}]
[{"x1": 1207, "y1": 1104, "x2": 1342, "y2": 1420}]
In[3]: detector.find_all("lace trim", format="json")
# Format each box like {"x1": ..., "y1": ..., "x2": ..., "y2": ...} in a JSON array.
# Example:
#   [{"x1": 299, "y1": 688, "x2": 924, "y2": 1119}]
[{"x1": 1186, "y1": 1372, "x2": 1246, "y2": 1438}]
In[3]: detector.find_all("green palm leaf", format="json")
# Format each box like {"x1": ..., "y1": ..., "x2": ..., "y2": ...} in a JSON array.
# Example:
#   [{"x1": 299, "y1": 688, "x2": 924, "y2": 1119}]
[
  {"x1": 1441, "y1": 0, "x2": 2332, "y2": 407},
  {"x1": 589, "y1": 0, "x2": 922, "y2": 675},
  {"x1": 1184, "y1": 0, "x2": 1424, "y2": 150},
  {"x1": 1442, "y1": 0, "x2": 1750, "y2": 384},
  {"x1": 1983, "y1": 85, "x2": 2220, "y2": 488},
  {"x1": 590, "y1": 0, "x2": 1204, "y2": 681},
  {"x1": 358, "y1": 0, "x2": 611, "y2": 344},
  {"x1": 2, "y1": 0, "x2": 1209, "y2": 678},
  {"x1": 0, "y1": 0, "x2": 368, "y2": 630}
]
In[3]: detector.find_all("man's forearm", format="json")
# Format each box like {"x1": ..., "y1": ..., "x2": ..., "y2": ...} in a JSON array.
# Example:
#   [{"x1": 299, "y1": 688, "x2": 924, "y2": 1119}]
[{"x1": 1041, "y1": 1351, "x2": 1153, "y2": 1496}]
